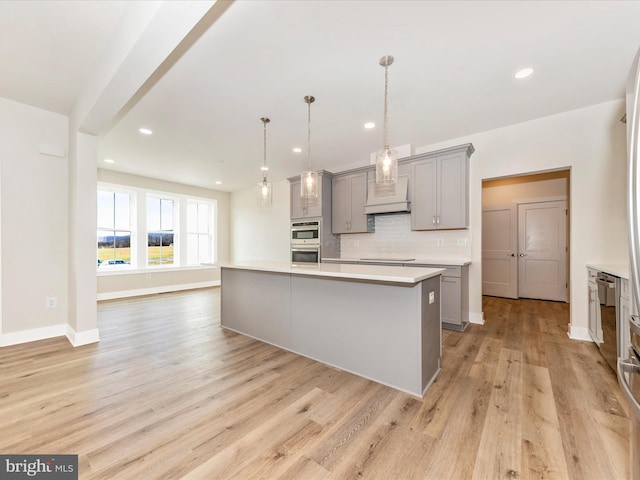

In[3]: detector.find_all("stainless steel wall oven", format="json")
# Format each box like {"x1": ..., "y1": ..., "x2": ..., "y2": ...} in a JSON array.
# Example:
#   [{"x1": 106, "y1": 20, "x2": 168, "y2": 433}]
[
  {"x1": 291, "y1": 221, "x2": 319, "y2": 245},
  {"x1": 291, "y1": 246, "x2": 320, "y2": 266},
  {"x1": 291, "y1": 221, "x2": 320, "y2": 265}
]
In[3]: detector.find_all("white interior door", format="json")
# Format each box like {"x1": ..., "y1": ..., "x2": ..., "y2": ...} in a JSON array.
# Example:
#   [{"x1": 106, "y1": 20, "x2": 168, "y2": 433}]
[
  {"x1": 517, "y1": 200, "x2": 568, "y2": 301},
  {"x1": 482, "y1": 205, "x2": 518, "y2": 298}
]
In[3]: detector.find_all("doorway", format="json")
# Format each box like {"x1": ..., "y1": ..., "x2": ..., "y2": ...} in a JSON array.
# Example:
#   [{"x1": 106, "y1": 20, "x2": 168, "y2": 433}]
[{"x1": 481, "y1": 170, "x2": 570, "y2": 302}]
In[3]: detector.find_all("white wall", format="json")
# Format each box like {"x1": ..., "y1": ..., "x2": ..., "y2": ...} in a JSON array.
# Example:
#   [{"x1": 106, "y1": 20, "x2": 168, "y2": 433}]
[
  {"x1": 230, "y1": 179, "x2": 290, "y2": 263},
  {"x1": 229, "y1": 99, "x2": 628, "y2": 337},
  {"x1": 0, "y1": 98, "x2": 70, "y2": 339},
  {"x1": 419, "y1": 99, "x2": 628, "y2": 335},
  {"x1": 482, "y1": 173, "x2": 569, "y2": 207}
]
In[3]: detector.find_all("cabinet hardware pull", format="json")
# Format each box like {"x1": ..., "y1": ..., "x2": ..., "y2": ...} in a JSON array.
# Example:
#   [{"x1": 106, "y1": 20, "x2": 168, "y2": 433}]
[{"x1": 432, "y1": 216, "x2": 436, "y2": 225}]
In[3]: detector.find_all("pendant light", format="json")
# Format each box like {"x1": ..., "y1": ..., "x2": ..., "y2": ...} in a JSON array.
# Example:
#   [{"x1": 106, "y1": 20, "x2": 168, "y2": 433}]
[
  {"x1": 257, "y1": 117, "x2": 272, "y2": 205},
  {"x1": 300, "y1": 95, "x2": 318, "y2": 200},
  {"x1": 375, "y1": 55, "x2": 398, "y2": 185}
]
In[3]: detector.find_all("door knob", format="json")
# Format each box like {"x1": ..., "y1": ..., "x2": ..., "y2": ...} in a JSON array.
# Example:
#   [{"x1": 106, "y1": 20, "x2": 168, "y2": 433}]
[
  {"x1": 510, "y1": 253, "x2": 515, "y2": 257},
  {"x1": 519, "y1": 253, "x2": 527, "y2": 257}
]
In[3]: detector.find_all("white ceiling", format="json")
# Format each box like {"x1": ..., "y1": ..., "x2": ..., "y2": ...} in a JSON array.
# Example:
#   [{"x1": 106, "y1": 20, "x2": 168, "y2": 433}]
[
  {"x1": 3, "y1": 1, "x2": 640, "y2": 192},
  {"x1": 0, "y1": 0, "x2": 128, "y2": 114}
]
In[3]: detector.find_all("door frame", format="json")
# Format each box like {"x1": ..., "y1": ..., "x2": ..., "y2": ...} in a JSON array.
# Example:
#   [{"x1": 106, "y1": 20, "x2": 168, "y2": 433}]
[{"x1": 481, "y1": 168, "x2": 571, "y2": 303}]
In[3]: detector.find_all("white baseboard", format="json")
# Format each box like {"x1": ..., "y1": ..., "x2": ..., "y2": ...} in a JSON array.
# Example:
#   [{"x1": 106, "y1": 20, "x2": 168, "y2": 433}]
[
  {"x1": 0, "y1": 323, "x2": 101, "y2": 348},
  {"x1": 97, "y1": 280, "x2": 221, "y2": 301},
  {"x1": 567, "y1": 324, "x2": 592, "y2": 342},
  {"x1": 66, "y1": 325, "x2": 100, "y2": 346},
  {"x1": 1, "y1": 282, "x2": 220, "y2": 348},
  {"x1": 0, "y1": 324, "x2": 67, "y2": 347},
  {"x1": 469, "y1": 311, "x2": 484, "y2": 325}
]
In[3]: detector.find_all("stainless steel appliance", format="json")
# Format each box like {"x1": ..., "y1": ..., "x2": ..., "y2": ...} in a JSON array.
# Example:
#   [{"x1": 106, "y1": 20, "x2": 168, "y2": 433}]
[
  {"x1": 291, "y1": 246, "x2": 320, "y2": 266},
  {"x1": 619, "y1": 317, "x2": 640, "y2": 478},
  {"x1": 291, "y1": 221, "x2": 320, "y2": 265},
  {"x1": 619, "y1": 46, "x2": 640, "y2": 478},
  {"x1": 291, "y1": 221, "x2": 320, "y2": 245},
  {"x1": 595, "y1": 272, "x2": 620, "y2": 373}
]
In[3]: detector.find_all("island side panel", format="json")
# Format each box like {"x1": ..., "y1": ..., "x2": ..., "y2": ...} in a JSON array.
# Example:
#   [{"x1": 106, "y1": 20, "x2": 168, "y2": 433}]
[
  {"x1": 290, "y1": 275, "x2": 423, "y2": 396},
  {"x1": 220, "y1": 268, "x2": 292, "y2": 348},
  {"x1": 421, "y1": 275, "x2": 441, "y2": 393}
]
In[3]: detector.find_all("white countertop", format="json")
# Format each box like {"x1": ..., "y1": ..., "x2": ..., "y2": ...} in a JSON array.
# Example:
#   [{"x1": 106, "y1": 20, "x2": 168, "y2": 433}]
[
  {"x1": 587, "y1": 263, "x2": 630, "y2": 279},
  {"x1": 221, "y1": 261, "x2": 445, "y2": 284},
  {"x1": 323, "y1": 257, "x2": 471, "y2": 266}
]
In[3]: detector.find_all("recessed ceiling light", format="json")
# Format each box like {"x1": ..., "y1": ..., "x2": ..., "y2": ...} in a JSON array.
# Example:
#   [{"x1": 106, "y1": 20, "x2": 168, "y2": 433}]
[
  {"x1": 364, "y1": 122, "x2": 375, "y2": 129},
  {"x1": 293, "y1": 147, "x2": 302, "y2": 153},
  {"x1": 139, "y1": 128, "x2": 153, "y2": 135},
  {"x1": 514, "y1": 67, "x2": 534, "y2": 79},
  {"x1": 104, "y1": 158, "x2": 115, "y2": 164},
  {"x1": 215, "y1": 181, "x2": 222, "y2": 185}
]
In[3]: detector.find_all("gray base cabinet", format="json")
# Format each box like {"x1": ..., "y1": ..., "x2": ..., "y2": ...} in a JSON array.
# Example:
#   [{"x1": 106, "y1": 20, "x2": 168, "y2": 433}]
[
  {"x1": 325, "y1": 260, "x2": 469, "y2": 331},
  {"x1": 221, "y1": 266, "x2": 442, "y2": 397},
  {"x1": 398, "y1": 264, "x2": 468, "y2": 331}
]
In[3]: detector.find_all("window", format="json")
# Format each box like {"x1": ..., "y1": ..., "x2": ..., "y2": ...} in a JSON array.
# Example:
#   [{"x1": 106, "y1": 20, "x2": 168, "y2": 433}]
[
  {"x1": 97, "y1": 183, "x2": 217, "y2": 273},
  {"x1": 97, "y1": 190, "x2": 132, "y2": 269},
  {"x1": 187, "y1": 201, "x2": 215, "y2": 264},
  {"x1": 147, "y1": 196, "x2": 175, "y2": 266}
]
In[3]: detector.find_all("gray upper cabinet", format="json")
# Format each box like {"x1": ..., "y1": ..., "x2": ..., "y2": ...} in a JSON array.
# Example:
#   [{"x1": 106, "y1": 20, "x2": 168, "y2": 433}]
[
  {"x1": 332, "y1": 172, "x2": 372, "y2": 234},
  {"x1": 289, "y1": 144, "x2": 473, "y2": 230},
  {"x1": 290, "y1": 171, "x2": 331, "y2": 219},
  {"x1": 409, "y1": 144, "x2": 473, "y2": 230}
]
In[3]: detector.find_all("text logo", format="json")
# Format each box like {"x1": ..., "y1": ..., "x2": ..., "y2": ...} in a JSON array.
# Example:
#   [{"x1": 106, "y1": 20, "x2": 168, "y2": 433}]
[{"x1": 0, "y1": 455, "x2": 77, "y2": 479}]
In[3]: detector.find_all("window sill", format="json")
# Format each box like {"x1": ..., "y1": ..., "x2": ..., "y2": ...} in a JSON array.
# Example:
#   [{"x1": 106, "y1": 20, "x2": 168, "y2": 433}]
[{"x1": 96, "y1": 264, "x2": 219, "y2": 276}]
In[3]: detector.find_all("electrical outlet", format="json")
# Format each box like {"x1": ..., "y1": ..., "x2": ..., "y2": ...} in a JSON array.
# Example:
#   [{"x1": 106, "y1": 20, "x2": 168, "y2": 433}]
[
  {"x1": 429, "y1": 291, "x2": 435, "y2": 304},
  {"x1": 46, "y1": 296, "x2": 57, "y2": 308},
  {"x1": 457, "y1": 238, "x2": 467, "y2": 246},
  {"x1": 437, "y1": 238, "x2": 444, "y2": 247}
]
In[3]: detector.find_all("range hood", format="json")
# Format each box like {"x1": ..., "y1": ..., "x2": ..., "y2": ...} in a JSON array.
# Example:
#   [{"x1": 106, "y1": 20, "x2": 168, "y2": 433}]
[{"x1": 364, "y1": 175, "x2": 410, "y2": 214}]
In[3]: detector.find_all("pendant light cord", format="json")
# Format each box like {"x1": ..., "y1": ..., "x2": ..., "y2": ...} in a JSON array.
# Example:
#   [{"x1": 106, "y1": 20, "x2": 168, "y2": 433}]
[
  {"x1": 383, "y1": 62, "x2": 389, "y2": 150},
  {"x1": 263, "y1": 119, "x2": 267, "y2": 181},
  {"x1": 307, "y1": 99, "x2": 312, "y2": 171}
]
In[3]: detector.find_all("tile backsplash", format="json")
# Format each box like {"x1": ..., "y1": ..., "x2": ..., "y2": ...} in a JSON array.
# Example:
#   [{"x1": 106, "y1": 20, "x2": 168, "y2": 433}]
[{"x1": 339, "y1": 213, "x2": 472, "y2": 260}]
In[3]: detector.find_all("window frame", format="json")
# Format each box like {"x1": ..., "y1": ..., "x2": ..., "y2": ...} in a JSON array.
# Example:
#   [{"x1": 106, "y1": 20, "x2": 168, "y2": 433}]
[
  {"x1": 96, "y1": 186, "x2": 136, "y2": 270},
  {"x1": 186, "y1": 199, "x2": 216, "y2": 266},
  {"x1": 96, "y1": 182, "x2": 218, "y2": 275},
  {"x1": 146, "y1": 194, "x2": 178, "y2": 268}
]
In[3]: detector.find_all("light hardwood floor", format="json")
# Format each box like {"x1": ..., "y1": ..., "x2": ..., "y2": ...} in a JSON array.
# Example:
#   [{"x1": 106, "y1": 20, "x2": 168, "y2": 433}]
[{"x1": 0, "y1": 289, "x2": 630, "y2": 479}]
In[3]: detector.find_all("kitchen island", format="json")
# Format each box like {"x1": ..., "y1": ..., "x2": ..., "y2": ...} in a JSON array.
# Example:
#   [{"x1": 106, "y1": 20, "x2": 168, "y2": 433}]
[
  {"x1": 323, "y1": 257, "x2": 471, "y2": 330},
  {"x1": 220, "y1": 262, "x2": 444, "y2": 397}
]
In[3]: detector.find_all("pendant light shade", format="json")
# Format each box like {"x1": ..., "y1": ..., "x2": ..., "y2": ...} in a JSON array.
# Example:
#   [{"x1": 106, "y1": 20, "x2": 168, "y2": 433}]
[
  {"x1": 376, "y1": 55, "x2": 398, "y2": 185},
  {"x1": 301, "y1": 95, "x2": 318, "y2": 199},
  {"x1": 257, "y1": 117, "x2": 273, "y2": 205}
]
